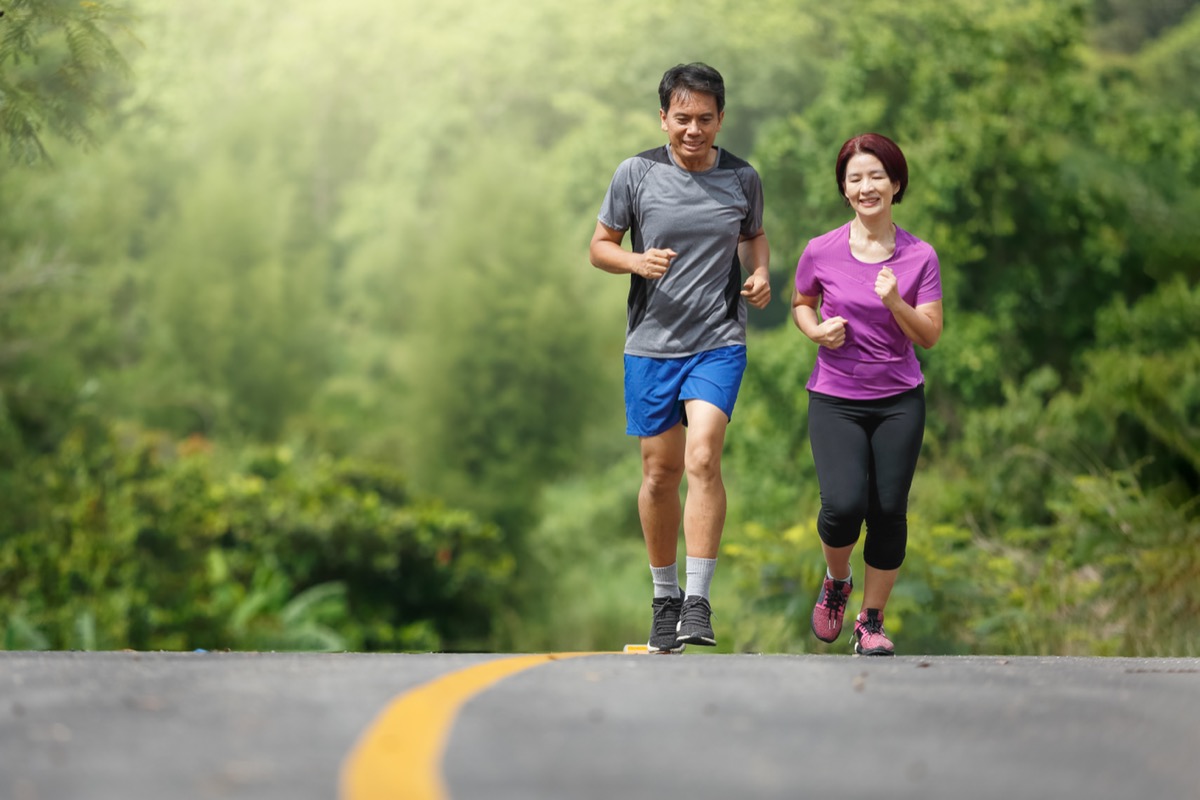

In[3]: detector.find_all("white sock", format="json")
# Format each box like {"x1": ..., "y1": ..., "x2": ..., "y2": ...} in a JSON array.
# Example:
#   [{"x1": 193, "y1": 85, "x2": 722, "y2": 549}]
[
  {"x1": 650, "y1": 563, "x2": 680, "y2": 599},
  {"x1": 685, "y1": 556, "x2": 717, "y2": 600},
  {"x1": 827, "y1": 567, "x2": 852, "y2": 584}
]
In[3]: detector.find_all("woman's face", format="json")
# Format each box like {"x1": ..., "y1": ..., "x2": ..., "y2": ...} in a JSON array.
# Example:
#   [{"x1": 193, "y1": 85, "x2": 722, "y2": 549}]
[{"x1": 842, "y1": 152, "x2": 899, "y2": 220}]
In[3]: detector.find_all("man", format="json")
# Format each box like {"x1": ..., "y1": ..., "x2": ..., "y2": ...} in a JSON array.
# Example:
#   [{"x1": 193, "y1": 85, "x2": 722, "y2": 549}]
[{"x1": 589, "y1": 62, "x2": 771, "y2": 652}]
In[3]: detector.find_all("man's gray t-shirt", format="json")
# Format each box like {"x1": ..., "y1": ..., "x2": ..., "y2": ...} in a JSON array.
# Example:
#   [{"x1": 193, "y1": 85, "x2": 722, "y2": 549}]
[{"x1": 598, "y1": 145, "x2": 764, "y2": 358}]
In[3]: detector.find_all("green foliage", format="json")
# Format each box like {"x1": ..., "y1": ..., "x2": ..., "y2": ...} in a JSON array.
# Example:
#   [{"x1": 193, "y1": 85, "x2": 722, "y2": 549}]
[
  {"x1": 127, "y1": 154, "x2": 335, "y2": 439},
  {"x1": 0, "y1": 422, "x2": 514, "y2": 651},
  {"x1": 2, "y1": 0, "x2": 1199, "y2": 656},
  {"x1": 0, "y1": 0, "x2": 132, "y2": 163},
  {"x1": 1088, "y1": 275, "x2": 1200, "y2": 470},
  {"x1": 757, "y1": 0, "x2": 1196, "y2": 400},
  {"x1": 400, "y1": 142, "x2": 610, "y2": 533},
  {"x1": 1091, "y1": 0, "x2": 1200, "y2": 52},
  {"x1": 494, "y1": 455, "x2": 649, "y2": 652},
  {"x1": 723, "y1": 518, "x2": 1031, "y2": 655},
  {"x1": 1049, "y1": 466, "x2": 1199, "y2": 655},
  {"x1": 925, "y1": 281, "x2": 1197, "y2": 654},
  {"x1": 714, "y1": 269, "x2": 1198, "y2": 656},
  {"x1": 1134, "y1": 5, "x2": 1200, "y2": 107}
]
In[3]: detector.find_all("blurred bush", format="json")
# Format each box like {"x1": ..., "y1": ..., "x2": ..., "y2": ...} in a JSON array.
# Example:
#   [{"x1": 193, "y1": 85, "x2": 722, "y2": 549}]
[{"x1": 0, "y1": 422, "x2": 513, "y2": 651}]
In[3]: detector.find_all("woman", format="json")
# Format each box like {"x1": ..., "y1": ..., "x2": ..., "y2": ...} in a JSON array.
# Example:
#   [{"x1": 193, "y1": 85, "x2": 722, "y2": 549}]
[{"x1": 791, "y1": 133, "x2": 943, "y2": 656}]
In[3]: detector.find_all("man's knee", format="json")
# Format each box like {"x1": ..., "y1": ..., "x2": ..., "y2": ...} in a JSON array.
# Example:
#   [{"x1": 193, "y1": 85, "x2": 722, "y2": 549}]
[
  {"x1": 642, "y1": 460, "x2": 684, "y2": 497},
  {"x1": 684, "y1": 441, "x2": 722, "y2": 481}
]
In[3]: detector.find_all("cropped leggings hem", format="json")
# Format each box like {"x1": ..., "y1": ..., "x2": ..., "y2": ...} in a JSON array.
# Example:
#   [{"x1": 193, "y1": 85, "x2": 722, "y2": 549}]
[{"x1": 807, "y1": 385, "x2": 925, "y2": 571}]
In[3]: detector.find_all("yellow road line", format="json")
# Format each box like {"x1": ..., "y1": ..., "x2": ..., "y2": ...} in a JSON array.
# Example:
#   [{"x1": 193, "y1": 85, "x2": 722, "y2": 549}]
[{"x1": 339, "y1": 652, "x2": 601, "y2": 800}]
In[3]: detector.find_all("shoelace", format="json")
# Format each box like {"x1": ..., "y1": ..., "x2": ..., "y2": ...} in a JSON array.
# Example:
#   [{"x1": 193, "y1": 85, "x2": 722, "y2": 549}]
[
  {"x1": 825, "y1": 583, "x2": 849, "y2": 618},
  {"x1": 652, "y1": 597, "x2": 682, "y2": 637},
  {"x1": 680, "y1": 598, "x2": 712, "y2": 627},
  {"x1": 859, "y1": 614, "x2": 885, "y2": 636}
]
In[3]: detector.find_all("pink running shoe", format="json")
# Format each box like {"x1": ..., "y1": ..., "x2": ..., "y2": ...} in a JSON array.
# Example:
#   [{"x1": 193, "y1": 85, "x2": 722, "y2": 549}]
[
  {"x1": 852, "y1": 609, "x2": 895, "y2": 656},
  {"x1": 810, "y1": 576, "x2": 852, "y2": 643}
]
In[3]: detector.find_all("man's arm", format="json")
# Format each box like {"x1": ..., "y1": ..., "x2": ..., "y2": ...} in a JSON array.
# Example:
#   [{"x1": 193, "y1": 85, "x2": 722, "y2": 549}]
[
  {"x1": 738, "y1": 229, "x2": 771, "y2": 309},
  {"x1": 589, "y1": 221, "x2": 677, "y2": 280}
]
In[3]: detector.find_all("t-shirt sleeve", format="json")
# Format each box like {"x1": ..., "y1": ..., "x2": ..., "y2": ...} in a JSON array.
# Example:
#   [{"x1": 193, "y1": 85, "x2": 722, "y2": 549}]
[
  {"x1": 794, "y1": 245, "x2": 820, "y2": 297},
  {"x1": 916, "y1": 247, "x2": 943, "y2": 305},
  {"x1": 597, "y1": 159, "x2": 636, "y2": 232},
  {"x1": 740, "y1": 167, "x2": 765, "y2": 237}
]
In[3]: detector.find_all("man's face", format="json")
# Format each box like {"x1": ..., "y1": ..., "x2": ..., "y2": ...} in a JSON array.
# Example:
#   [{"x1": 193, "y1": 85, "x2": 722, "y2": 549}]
[{"x1": 660, "y1": 90, "x2": 723, "y2": 164}]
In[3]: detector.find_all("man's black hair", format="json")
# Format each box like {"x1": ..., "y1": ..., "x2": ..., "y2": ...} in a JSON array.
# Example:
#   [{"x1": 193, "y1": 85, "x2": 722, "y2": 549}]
[{"x1": 658, "y1": 62, "x2": 725, "y2": 113}]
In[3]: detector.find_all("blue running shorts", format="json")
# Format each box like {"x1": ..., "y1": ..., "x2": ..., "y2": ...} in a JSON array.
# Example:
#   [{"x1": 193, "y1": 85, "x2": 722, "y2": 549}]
[{"x1": 624, "y1": 345, "x2": 748, "y2": 437}]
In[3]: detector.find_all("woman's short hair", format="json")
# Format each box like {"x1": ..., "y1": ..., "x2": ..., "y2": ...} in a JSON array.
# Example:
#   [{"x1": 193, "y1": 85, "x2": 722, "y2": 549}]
[{"x1": 835, "y1": 133, "x2": 908, "y2": 204}]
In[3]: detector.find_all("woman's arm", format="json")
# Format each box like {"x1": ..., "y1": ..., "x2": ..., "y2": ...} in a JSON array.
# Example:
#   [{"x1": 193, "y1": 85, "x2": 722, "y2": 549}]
[
  {"x1": 875, "y1": 267, "x2": 943, "y2": 348},
  {"x1": 791, "y1": 291, "x2": 847, "y2": 349}
]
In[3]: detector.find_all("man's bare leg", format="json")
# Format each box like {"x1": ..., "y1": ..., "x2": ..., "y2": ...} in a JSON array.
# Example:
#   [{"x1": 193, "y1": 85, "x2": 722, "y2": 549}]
[
  {"x1": 639, "y1": 423, "x2": 688, "y2": 652},
  {"x1": 671, "y1": 400, "x2": 729, "y2": 645},
  {"x1": 638, "y1": 422, "x2": 686, "y2": 567},
  {"x1": 681, "y1": 399, "x2": 730, "y2": 559}
]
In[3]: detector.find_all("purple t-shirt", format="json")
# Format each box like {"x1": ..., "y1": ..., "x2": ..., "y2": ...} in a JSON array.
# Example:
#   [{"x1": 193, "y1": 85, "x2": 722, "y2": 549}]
[{"x1": 794, "y1": 222, "x2": 942, "y2": 400}]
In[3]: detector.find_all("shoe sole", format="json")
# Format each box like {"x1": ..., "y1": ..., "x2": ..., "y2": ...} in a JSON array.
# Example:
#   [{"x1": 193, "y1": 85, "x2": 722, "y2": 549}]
[
  {"x1": 646, "y1": 594, "x2": 687, "y2": 654},
  {"x1": 853, "y1": 643, "x2": 895, "y2": 656},
  {"x1": 676, "y1": 633, "x2": 716, "y2": 646},
  {"x1": 677, "y1": 596, "x2": 715, "y2": 646}
]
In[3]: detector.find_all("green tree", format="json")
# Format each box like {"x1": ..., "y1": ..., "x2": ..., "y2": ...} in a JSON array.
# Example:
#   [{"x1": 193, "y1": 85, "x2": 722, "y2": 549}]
[
  {"x1": 756, "y1": 0, "x2": 1169, "y2": 406},
  {"x1": 403, "y1": 142, "x2": 610, "y2": 535},
  {"x1": 1091, "y1": 0, "x2": 1200, "y2": 52},
  {"x1": 1135, "y1": 5, "x2": 1200, "y2": 107},
  {"x1": 1, "y1": 424, "x2": 515, "y2": 652},
  {"x1": 124, "y1": 152, "x2": 335, "y2": 439},
  {"x1": 0, "y1": 0, "x2": 131, "y2": 163},
  {"x1": 6, "y1": 0, "x2": 1200, "y2": 657},
  {"x1": 0, "y1": 1, "x2": 136, "y2": 459}
]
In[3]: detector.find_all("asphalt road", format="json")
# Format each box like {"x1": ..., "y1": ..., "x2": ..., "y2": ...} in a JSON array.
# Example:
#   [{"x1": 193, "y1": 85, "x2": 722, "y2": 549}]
[{"x1": 2, "y1": 651, "x2": 1199, "y2": 800}]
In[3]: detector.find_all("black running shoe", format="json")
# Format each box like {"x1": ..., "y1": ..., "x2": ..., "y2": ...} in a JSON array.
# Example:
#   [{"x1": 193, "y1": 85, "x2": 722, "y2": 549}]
[
  {"x1": 676, "y1": 596, "x2": 716, "y2": 646},
  {"x1": 647, "y1": 590, "x2": 685, "y2": 653}
]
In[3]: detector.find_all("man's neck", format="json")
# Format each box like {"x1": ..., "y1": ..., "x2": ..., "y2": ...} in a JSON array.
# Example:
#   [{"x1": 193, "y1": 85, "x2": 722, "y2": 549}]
[{"x1": 671, "y1": 145, "x2": 718, "y2": 172}]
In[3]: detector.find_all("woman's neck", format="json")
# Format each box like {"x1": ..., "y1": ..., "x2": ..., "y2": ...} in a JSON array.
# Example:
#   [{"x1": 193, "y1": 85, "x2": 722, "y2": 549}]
[
  {"x1": 849, "y1": 215, "x2": 896, "y2": 263},
  {"x1": 851, "y1": 215, "x2": 894, "y2": 243}
]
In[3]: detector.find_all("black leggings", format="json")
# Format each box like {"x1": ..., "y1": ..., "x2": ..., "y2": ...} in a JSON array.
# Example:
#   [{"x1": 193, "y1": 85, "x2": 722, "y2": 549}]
[{"x1": 807, "y1": 385, "x2": 926, "y2": 570}]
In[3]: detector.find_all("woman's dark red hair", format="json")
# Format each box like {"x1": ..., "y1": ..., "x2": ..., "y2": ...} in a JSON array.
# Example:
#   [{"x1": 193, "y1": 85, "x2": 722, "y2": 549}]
[{"x1": 835, "y1": 133, "x2": 908, "y2": 204}]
